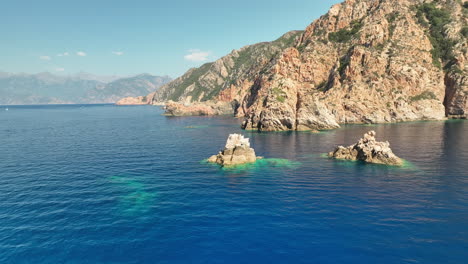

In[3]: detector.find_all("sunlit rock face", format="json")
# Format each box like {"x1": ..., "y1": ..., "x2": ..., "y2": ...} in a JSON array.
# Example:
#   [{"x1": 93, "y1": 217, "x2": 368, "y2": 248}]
[
  {"x1": 163, "y1": 101, "x2": 234, "y2": 116},
  {"x1": 115, "y1": 93, "x2": 154, "y2": 105},
  {"x1": 328, "y1": 130, "x2": 403, "y2": 166},
  {"x1": 147, "y1": 0, "x2": 467, "y2": 131},
  {"x1": 208, "y1": 134, "x2": 260, "y2": 166}
]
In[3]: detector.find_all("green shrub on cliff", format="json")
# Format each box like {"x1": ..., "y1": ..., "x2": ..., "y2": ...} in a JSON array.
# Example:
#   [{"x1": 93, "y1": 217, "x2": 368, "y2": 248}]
[
  {"x1": 170, "y1": 63, "x2": 212, "y2": 101},
  {"x1": 416, "y1": 3, "x2": 455, "y2": 69},
  {"x1": 410, "y1": 90, "x2": 437, "y2": 102},
  {"x1": 386, "y1": 12, "x2": 400, "y2": 37},
  {"x1": 338, "y1": 56, "x2": 350, "y2": 76},
  {"x1": 328, "y1": 20, "x2": 363, "y2": 43},
  {"x1": 272, "y1": 87, "x2": 287, "y2": 103},
  {"x1": 461, "y1": 27, "x2": 468, "y2": 38}
]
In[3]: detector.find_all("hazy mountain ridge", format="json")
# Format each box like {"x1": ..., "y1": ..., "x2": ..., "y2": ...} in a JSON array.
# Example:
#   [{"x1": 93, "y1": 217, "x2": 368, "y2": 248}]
[{"x1": 0, "y1": 72, "x2": 171, "y2": 105}]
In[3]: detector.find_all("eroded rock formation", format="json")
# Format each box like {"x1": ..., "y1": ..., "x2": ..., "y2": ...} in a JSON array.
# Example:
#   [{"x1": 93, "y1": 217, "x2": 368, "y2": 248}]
[
  {"x1": 208, "y1": 134, "x2": 260, "y2": 166},
  {"x1": 328, "y1": 130, "x2": 403, "y2": 166},
  {"x1": 115, "y1": 93, "x2": 154, "y2": 105},
  {"x1": 140, "y1": 0, "x2": 466, "y2": 131},
  {"x1": 445, "y1": 71, "x2": 467, "y2": 119},
  {"x1": 164, "y1": 101, "x2": 234, "y2": 116}
]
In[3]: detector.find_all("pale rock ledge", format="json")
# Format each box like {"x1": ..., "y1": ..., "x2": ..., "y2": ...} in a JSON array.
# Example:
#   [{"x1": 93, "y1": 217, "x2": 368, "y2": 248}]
[{"x1": 208, "y1": 134, "x2": 261, "y2": 166}]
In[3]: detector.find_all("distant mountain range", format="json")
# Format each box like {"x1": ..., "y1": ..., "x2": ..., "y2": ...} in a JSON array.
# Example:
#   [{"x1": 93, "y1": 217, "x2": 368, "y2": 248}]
[{"x1": 0, "y1": 72, "x2": 172, "y2": 105}]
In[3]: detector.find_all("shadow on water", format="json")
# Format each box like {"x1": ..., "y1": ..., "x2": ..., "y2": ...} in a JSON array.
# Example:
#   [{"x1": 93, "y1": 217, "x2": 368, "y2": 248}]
[
  {"x1": 184, "y1": 125, "x2": 211, "y2": 129},
  {"x1": 109, "y1": 175, "x2": 156, "y2": 216},
  {"x1": 324, "y1": 156, "x2": 419, "y2": 171},
  {"x1": 201, "y1": 158, "x2": 302, "y2": 174}
]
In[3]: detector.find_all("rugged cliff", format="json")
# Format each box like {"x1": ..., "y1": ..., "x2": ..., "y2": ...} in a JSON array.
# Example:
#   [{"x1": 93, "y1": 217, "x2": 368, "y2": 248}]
[
  {"x1": 115, "y1": 92, "x2": 155, "y2": 105},
  {"x1": 151, "y1": 0, "x2": 467, "y2": 131},
  {"x1": 151, "y1": 30, "x2": 303, "y2": 104}
]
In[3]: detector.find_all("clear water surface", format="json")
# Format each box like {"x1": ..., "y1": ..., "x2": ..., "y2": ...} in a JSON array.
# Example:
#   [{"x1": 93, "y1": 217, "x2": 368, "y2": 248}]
[{"x1": 0, "y1": 104, "x2": 467, "y2": 263}]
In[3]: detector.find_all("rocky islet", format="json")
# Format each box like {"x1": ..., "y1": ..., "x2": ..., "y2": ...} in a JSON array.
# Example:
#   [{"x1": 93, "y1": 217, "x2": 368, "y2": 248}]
[
  {"x1": 328, "y1": 130, "x2": 403, "y2": 166},
  {"x1": 208, "y1": 134, "x2": 261, "y2": 166}
]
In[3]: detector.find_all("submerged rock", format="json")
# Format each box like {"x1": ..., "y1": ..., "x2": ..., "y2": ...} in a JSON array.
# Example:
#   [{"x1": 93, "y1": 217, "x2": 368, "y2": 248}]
[
  {"x1": 328, "y1": 131, "x2": 403, "y2": 166},
  {"x1": 208, "y1": 134, "x2": 261, "y2": 166}
]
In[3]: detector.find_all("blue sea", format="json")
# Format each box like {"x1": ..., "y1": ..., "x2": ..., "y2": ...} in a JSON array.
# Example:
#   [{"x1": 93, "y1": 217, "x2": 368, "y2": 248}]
[{"x1": 0, "y1": 104, "x2": 467, "y2": 263}]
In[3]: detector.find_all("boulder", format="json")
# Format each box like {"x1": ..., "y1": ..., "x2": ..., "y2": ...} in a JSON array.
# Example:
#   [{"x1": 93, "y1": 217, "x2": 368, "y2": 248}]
[
  {"x1": 328, "y1": 131, "x2": 403, "y2": 166},
  {"x1": 208, "y1": 134, "x2": 260, "y2": 166}
]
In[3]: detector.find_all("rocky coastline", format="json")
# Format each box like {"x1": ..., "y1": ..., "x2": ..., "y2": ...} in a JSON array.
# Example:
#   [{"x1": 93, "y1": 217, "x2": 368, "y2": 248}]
[
  {"x1": 163, "y1": 101, "x2": 234, "y2": 116},
  {"x1": 118, "y1": 0, "x2": 466, "y2": 132},
  {"x1": 115, "y1": 93, "x2": 154, "y2": 105}
]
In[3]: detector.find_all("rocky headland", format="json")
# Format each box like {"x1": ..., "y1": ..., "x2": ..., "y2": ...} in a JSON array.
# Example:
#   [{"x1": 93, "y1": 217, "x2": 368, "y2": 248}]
[
  {"x1": 163, "y1": 101, "x2": 234, "y2": 116},
  {"x1": 130, "y1": 0, "x2": 467, "y2": 131},
  {"x1": 328, "y1": 130, "x2": 403, "y2": 166},
  {"x1": 115, "y1": 93, "x2": 155, "y2": 105},
  {"x1": 208, "y1": 134, "x2": 261, "y2": 166}
]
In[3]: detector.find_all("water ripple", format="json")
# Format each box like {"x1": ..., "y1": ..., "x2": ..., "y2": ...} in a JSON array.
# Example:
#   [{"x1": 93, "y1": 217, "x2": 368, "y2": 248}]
[{"x1": 0, "y1": 105, "x2": 467, "y2": 263}]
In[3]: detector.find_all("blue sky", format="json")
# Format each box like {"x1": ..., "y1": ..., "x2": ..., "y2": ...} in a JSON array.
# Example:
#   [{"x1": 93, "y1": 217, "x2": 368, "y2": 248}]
[{"x1": 1, "y1": 0, "x2": 341, "y2": 78}]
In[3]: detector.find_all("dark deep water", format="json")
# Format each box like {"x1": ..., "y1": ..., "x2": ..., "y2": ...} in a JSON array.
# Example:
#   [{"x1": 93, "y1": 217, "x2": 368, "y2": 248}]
[{"x1": 0, "y1": 104, "x2": 467, "y2": 264}]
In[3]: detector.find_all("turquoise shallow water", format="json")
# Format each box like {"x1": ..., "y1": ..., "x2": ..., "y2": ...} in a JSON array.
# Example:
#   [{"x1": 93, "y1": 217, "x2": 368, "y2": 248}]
[{"x1": 0, "y1": 104, "x2": 467, "y2": 263}]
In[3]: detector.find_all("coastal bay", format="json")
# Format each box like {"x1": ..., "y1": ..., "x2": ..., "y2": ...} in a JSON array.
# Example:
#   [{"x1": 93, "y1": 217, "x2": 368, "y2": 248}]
[{"x1": 0, "y1": 105, "x2": 466, "y2": 263}]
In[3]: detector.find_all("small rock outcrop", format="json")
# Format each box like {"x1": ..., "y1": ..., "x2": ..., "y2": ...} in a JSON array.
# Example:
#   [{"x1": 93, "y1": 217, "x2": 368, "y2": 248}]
[
  {"x1": 208, "y1": 134, "x2": 260, "y2": 166},
  {"x1": 164, "y1": 101, "x2": 234, "y2": 116},
  {"x1": 115, "y1": 94, "x2": 153, "y2": 105},
  {"x1": 328, "y1": 131, "x2": 403, "y2": 166}
]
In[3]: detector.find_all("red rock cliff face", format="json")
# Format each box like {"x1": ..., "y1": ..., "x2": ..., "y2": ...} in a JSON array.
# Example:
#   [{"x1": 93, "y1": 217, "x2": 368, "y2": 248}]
[
  {"x1": 239, "y1": 0, "x2": 467, "y2": 131},
  {"x1": 152, "y1": 0, "x2": 467, "y2": 131},
  {"x1": 151, "y1": 31, "x2": 304, "y2": 104}
]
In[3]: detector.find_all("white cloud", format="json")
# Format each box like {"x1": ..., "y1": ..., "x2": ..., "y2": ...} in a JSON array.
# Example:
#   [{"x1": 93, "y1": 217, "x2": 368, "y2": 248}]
[
  {"x1": 39, "y1": 55, "x2": 51, "y2": 61},
  {"x1": 76, "y1": 51, "x2": 87, "y2": 57},
  {"x1": 184, "y1": 49, "x2": 210, "y2": 62},
  {"x1": 55, "y1": 68, "x2": 65, "y2": 72},
  {"x1": 112, "y1": 51, "x2": 124, "y2": 56},
  {"x1": 57, "y1": 52, "x2": 69, "y2": 57}
]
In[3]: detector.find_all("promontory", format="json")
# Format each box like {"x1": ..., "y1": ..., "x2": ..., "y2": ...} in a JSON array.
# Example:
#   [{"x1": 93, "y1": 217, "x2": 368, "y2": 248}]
[{"x1": 120, "y1": 0, "x2": 467, "y2": 131}]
